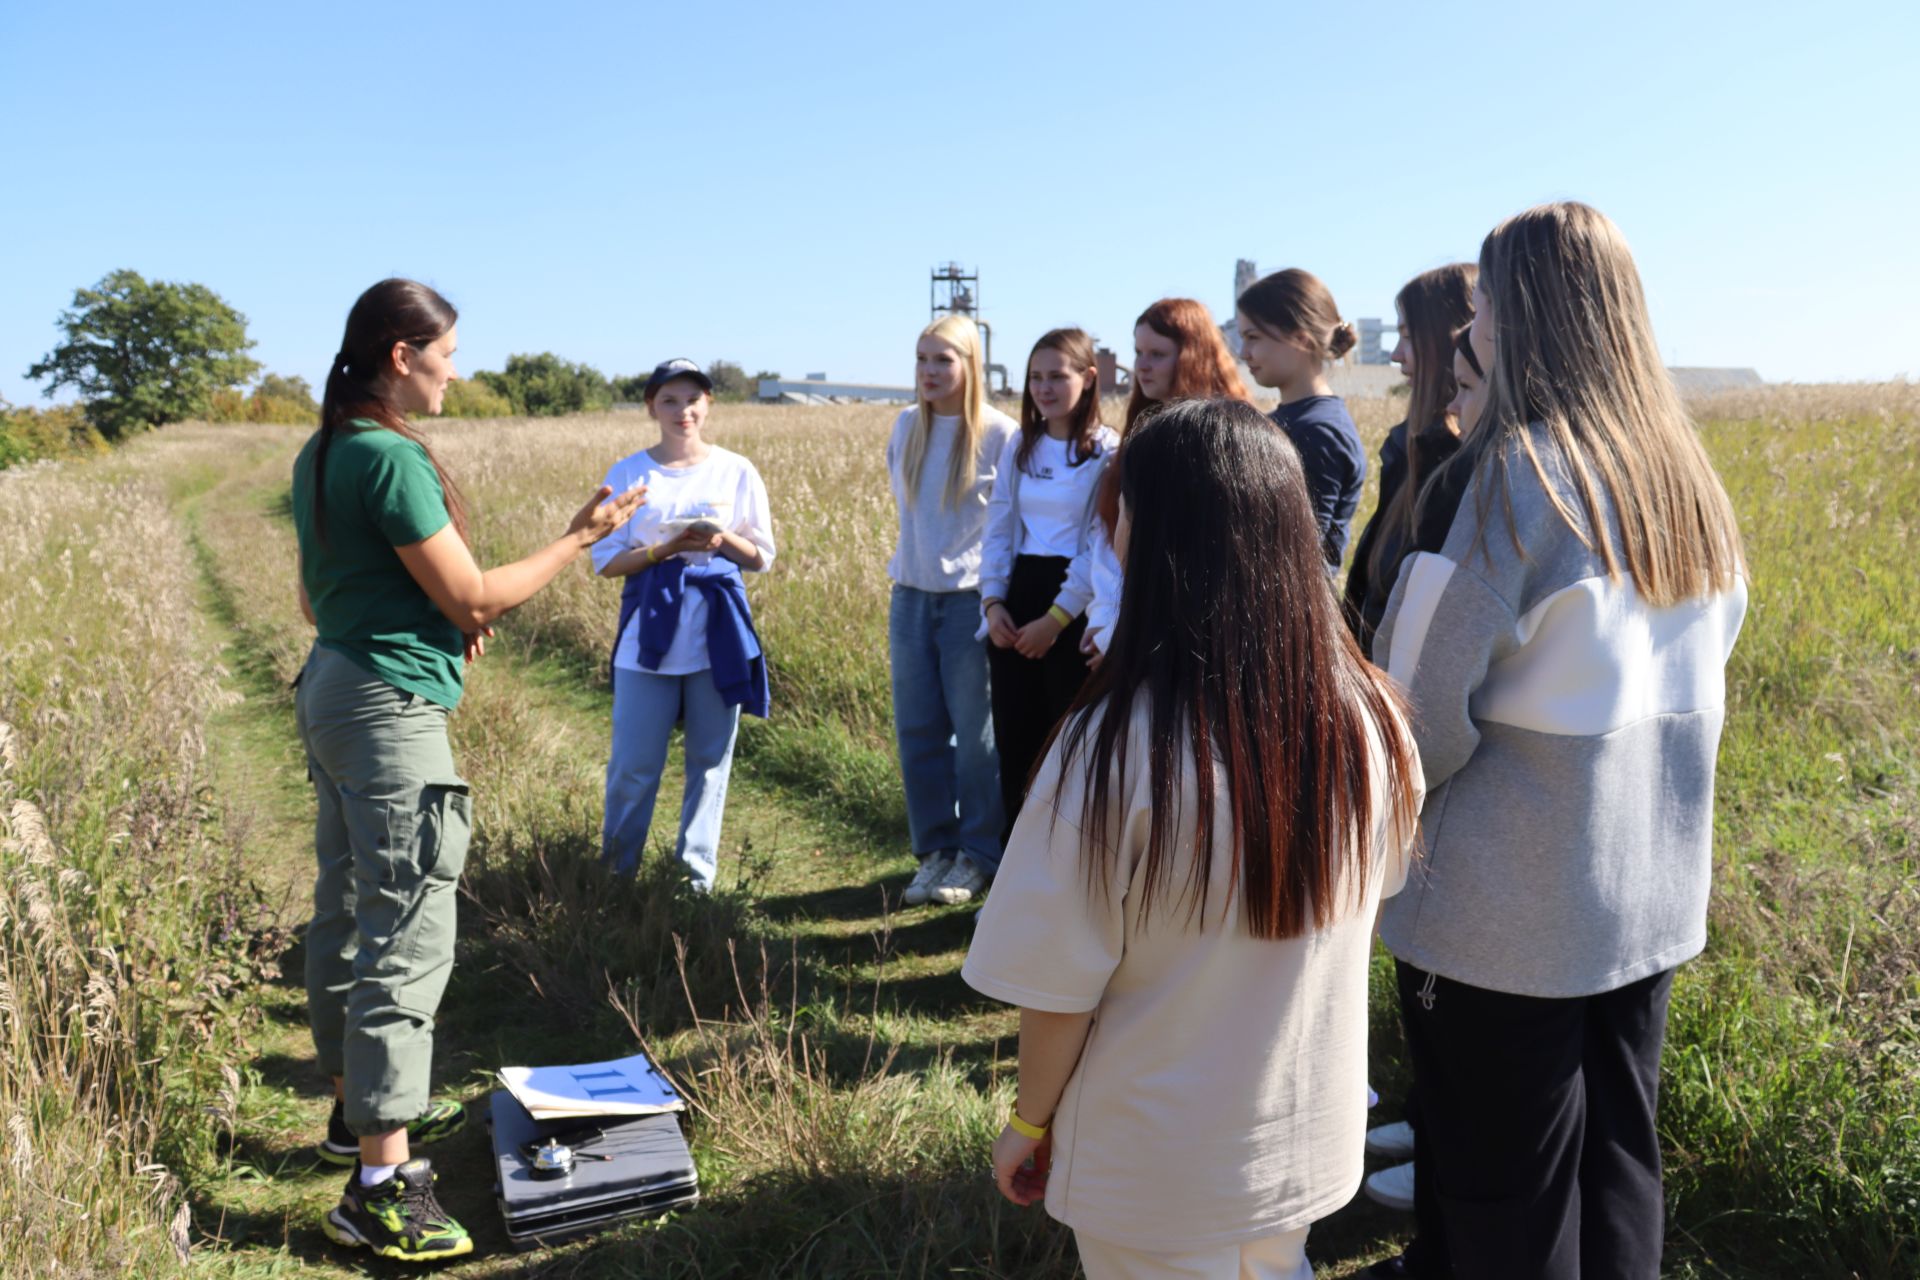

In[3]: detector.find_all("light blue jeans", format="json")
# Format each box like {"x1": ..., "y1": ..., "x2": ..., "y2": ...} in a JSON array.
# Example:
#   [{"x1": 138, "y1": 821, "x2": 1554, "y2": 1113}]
[
  {"x1": 603, "y1": 666, "x2": 741, "y2": 889},
  {"x1": 887, "y1": 585, "x2": 1003, "y2": 874}
]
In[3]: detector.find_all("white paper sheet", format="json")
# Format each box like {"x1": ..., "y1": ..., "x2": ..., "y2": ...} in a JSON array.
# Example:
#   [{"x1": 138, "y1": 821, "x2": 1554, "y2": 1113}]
[{"x1": 499, "y1": 1052, "x2": 685, "y2": 1121}]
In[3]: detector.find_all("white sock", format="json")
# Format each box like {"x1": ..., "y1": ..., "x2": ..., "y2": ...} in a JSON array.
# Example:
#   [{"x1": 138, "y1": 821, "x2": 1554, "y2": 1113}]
[{"x1": 359, "y1": 1162, "x2": 400, "y2": 1187}]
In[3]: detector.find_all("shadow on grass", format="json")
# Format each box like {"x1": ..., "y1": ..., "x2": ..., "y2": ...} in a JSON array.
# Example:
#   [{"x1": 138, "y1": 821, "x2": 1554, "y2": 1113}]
[{"x1": 757, "y1": 872, "x2": 899, "y2": 924}]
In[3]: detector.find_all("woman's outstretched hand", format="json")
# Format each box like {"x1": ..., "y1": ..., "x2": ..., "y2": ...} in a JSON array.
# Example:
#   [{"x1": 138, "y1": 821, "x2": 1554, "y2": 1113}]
[
  {"x1": 991, "y1": 1126, "x2": 1051, "y2": 1206},
  {"x1": 569, "y1": 483, "x2": 647, "y2": 546}
]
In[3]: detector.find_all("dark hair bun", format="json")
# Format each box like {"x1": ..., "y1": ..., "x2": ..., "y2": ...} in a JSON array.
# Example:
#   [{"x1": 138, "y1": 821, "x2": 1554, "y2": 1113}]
[{"x1": 1328, "y1": 321, "x2": 1358, "y2": 359}]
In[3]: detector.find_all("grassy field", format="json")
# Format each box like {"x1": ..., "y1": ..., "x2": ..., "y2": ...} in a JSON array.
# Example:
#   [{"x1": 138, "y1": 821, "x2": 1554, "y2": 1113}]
[{"x1": 0, "y1": 385, "x2": 1914, "y2": 1277}]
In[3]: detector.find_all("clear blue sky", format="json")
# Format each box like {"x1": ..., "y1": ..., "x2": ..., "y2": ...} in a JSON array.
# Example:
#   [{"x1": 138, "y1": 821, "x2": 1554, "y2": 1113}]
[{"x1": 3, "y1": 0, "x2": 1915, "y2": 407}]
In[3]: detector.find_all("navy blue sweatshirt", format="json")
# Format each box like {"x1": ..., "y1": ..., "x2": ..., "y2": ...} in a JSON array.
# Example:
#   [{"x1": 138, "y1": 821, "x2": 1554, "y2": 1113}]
[{"x1": 1271, "y1": 395, "x2": 1366, "y2": 569}]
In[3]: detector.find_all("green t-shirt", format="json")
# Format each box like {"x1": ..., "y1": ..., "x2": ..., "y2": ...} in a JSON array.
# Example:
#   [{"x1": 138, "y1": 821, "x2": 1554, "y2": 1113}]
[{"x1": 292, "y1": 422, "x2": 465, "y2": 708}]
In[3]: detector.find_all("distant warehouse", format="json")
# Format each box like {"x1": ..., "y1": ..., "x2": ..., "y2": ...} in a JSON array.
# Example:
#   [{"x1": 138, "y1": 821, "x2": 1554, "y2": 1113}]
[
  {"x1": 1668, "y1": 368, "x2": 1765, "y2": 395},
  {"x1": 757, "y1": 375, "x2": 916, "y2": 405}
]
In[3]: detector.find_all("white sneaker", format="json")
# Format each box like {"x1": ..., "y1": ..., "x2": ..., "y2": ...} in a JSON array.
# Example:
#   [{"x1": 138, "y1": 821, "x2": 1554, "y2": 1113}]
[
  {"x1": 902, "y1": 852, "x2": 955, "y2": 906},
  {"x1": 1365, "y1": 1120, "x2": 1416, "y2": 1160},
  {"x1": 1363, "y1": 1161, "x2": 1416, "y2": 1212},
  {"x1": 930, "y1": 854, "x2": 988, "y2": 905}
]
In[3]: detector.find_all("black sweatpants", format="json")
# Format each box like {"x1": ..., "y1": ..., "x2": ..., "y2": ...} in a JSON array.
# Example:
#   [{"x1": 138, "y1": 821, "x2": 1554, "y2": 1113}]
[
  {"x1": 1395, "y1": 960, "x2": 1674, "y2": 1280},
  {"x1": 987, "y1": 554, "x2": 1088, "y2": 838}
]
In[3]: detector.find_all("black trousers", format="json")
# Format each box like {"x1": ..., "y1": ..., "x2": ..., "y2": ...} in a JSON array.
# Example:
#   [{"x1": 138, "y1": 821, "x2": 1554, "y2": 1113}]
[
  {"x1": 987, "y1": 554, "x2": 1088, "y2": 838},
  {"x1": 1395, "y1": 960, "x2": 1674, "y2": 1280}
]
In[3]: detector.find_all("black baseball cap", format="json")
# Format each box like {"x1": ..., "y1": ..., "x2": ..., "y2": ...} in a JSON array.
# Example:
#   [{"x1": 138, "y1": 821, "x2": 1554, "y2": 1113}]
[{"x1": 644, "y1": 358, "x2": 714, "y2": 397}]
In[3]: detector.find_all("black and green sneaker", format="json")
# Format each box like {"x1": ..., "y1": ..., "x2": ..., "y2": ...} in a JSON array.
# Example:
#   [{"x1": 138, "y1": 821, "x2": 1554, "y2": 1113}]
[
  {"x1": 322, "y1": 1158, "x2": 473, "y2": 1262},
  {"x1": 316, "y1": 1097, "x2": 467, "y2": 1166}
]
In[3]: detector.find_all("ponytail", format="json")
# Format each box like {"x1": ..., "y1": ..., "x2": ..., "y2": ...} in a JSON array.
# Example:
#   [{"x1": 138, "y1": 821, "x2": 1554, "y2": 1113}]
[{"x1": 313, "y1": 280, "x2": 468, "y2": 547}]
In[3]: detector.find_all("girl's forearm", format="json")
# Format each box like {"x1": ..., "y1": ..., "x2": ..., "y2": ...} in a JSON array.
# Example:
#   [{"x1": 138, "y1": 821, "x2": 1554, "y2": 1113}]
[
  {"x1": 597, "y1": 543, "x2": 655, "y2": 578},
  {"x1": 1015, "y1": 1008, "x2": 1095, "y2": 1128},
  {"x1": 716, "y1": 530, "x2": 765, "y2": 570}
]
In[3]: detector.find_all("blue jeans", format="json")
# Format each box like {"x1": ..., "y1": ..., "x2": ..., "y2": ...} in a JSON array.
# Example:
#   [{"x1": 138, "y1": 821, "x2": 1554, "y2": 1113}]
[
  {"x1": 603, "y1": 666, "x2": 741, "y2": 889},
  {"x1": 887, "y1": 585, "x2": 1003, "y2": 873}
]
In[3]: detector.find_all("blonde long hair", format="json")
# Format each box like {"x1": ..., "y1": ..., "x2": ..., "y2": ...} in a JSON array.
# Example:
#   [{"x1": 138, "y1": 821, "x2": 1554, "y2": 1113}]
[
  {"x1": 902, "y1": 315, "x2": 989, "y2": 510},
  {"x1": 1474, "y1": 202, "x2": 1742, "y2": 605}
]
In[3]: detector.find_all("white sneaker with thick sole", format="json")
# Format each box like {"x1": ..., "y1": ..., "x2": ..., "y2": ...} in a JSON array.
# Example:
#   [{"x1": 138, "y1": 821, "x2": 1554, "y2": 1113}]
[
  {"x1": 902, "y1": 852, "x2": 955, "y2": 906},
  {"x1": 931, "y1": 854, "x2": 988, "y2": 905},
  {"x1": 1365, "y1": 1120, "x2": 1416, "y2": 1160},
  {"x1": 1363, "y1": 1161, "x2": 1416, "y2": 1212}
]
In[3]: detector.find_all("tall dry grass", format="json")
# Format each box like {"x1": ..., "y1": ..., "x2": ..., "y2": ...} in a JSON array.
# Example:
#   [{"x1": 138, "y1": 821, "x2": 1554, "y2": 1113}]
[{"x1": 0, "y1": 467, "x2": 273, "y2": 1277}]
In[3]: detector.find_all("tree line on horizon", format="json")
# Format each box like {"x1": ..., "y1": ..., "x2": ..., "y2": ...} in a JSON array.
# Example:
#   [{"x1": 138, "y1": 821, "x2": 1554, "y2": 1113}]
[{"x1": 2, "y1": 270, "x2": 778, "y2": 469}]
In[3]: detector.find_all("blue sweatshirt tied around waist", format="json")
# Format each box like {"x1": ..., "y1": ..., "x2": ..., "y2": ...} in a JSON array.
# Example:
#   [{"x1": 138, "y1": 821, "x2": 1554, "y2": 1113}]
[{"x1": 615, "y1": 556, "x2": 770, "y2": 719}]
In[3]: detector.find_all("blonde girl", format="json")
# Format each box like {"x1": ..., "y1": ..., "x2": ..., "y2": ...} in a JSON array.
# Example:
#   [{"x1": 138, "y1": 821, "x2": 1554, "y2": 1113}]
[
  {"x1": 886, "y1": 315, "x2": 1020, "y2": 905},
  {"x1": 1374, "y1": 202, "x2": 1747, "y2": 1279}
]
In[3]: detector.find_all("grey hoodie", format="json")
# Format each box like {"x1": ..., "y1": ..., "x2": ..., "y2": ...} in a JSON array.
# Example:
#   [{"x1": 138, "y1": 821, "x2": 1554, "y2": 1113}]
[{"x1": 1372, "y1": 431, "x2": 1748, "y2": 998}]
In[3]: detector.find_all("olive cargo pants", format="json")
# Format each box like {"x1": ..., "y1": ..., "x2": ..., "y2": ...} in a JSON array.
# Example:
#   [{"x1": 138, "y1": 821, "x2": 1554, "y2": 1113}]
[{"x1": 295, "y1": 645, "x2": 470, "y2": 1137}]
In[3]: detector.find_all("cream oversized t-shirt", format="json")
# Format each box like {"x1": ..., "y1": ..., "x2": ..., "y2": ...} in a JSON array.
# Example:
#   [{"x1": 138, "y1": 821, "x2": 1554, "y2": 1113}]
[{"x1": 962, "y1": 694, "x2": 1421, "y2": 1252}]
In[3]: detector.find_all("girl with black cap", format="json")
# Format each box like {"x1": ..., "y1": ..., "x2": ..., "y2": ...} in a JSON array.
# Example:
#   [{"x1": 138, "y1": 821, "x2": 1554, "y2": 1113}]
[{"x1": 594, "y1": 359, "x2": 776, "y2": 891}]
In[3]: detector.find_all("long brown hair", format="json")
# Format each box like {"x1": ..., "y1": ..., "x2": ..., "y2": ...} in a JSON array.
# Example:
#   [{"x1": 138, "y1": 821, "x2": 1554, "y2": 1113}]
[
  {"x1": 901, "y1": 314, "x2": 989, "y2": 510},
  {"x1": 1122, "y1": 297, "x2": 1250, "y2": 434},
  {"x1": 1059, "y1": 399, "x2": 1421, "y2": 937},
  {"x1": 312, "y1": 279, "x2": 468, "y2": 545},
  {"x1": 1017, "y1": 327, "x2": 1105, "y2": 473},
  {"x1": 1362, "y1": 264, "x2": 1477, "y2": 591},
  {"x1": 1235, "y1": 269, "x2": 1357, "y2": 364},
  {"x1": 1473, "y1": 202, "x2": 1742, "y2": 605},
  {"x1": 1100, "y1": 299, "x2": 1251, "y2": 532}
]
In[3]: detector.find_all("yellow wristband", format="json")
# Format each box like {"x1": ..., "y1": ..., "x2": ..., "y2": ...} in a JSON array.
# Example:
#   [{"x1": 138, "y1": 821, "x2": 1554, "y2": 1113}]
[
  {"x1": 1007, "y1": 1110, "x2": 1048, "y2": 1140},
  {"x1": 1047, "y1": 604, "x2": 1074, "y2": 628},
  {"x1": 646, "y1": 544, "x2": 660, "y2": 565}
]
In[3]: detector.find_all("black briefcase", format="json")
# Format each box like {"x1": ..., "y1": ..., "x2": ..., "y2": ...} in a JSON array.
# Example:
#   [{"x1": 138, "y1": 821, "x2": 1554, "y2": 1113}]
[{"x1": 488, "y1": 1089, "x2": 700, "y2": 1249}]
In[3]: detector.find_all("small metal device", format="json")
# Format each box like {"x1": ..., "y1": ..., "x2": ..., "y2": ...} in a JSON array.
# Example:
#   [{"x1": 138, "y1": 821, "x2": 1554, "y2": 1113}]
[{"x1": 529, "y1": 1139, "x2": 574, "y2": 1180}]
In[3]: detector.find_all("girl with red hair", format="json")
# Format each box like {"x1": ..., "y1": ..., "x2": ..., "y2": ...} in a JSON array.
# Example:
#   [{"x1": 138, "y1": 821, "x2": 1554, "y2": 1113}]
[{"x1": 1082, "y1": 299, "x2": 1252, "y2": 660}]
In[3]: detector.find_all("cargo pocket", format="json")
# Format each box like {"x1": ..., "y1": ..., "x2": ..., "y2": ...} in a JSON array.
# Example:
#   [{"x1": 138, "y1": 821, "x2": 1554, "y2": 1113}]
[
  {"x1": 417, "y1": 781, "x2": 472, "y2": 884},
  {"x1": 389, "y1": 780, "x2": 469, "y2": 1020},
  {"x1": 375, "y1": 779, "x2": 471, "y2": 883}
]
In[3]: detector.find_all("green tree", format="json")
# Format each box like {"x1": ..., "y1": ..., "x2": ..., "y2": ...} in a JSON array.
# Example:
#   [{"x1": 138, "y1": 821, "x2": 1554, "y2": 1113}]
[
  {"x1": 706, "y1": 359, "x2": 749, "y2": 401},
  {"x1": 24, "y1": 270, "x2": 261, "y2": 440},
  {"x1": 475, "y1": 353, "x2": 613, "y2": 417},
  {"x1": 611, "y1": 372, "x2": 652, "y2": 403},
  {"x1": 440, "y1": 377, "x2": 514, "y2": 419},
  {"x1": 256, "y1": 373, "x2": 317, "y2": 411}
]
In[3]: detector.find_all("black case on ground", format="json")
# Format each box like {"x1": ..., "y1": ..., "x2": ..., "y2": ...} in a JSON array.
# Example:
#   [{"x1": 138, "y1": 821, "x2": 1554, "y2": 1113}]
[{"x1": 488, "y1": 1089, "x2": 699, "y2": 1250}]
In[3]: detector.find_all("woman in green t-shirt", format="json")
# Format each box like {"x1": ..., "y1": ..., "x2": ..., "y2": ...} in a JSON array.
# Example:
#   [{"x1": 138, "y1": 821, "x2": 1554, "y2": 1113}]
[{"x1": 292, "y1": 278, "x2": 643, "y2": 1263}]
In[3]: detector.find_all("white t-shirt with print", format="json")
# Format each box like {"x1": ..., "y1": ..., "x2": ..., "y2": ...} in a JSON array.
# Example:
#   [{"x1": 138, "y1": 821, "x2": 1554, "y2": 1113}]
[
  {"x1": 963, "y1": 694, "x2": 1422, "y2": 1252},
  {"x1": 592, "y1": 444, "x2": 776, "y2": 676},
  {"x1": 1016, "y1": 431, "x2": 1117, "y2": 559}
]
